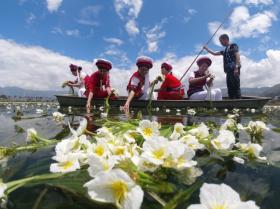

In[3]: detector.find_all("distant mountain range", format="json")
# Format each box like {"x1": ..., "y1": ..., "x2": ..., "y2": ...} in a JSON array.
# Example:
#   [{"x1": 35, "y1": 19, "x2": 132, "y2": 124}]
[
  {"x1": 0, "y1": 86, "x2": 67, "y2": 98},
  {"x1": 0, "y1": 83, "x2": 279, "y2": 98}
]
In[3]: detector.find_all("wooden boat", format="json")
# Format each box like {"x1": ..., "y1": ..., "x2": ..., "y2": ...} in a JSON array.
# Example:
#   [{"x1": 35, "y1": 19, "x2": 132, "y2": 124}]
[{"x1": 55, "y1": 95, "x2": 271, "y2": 109}]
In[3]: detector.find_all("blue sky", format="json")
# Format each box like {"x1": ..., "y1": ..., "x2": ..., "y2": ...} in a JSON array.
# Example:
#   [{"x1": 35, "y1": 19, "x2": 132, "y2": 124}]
[{"x1": 0, "y1": 0, "x2": 280, "y2": 93}]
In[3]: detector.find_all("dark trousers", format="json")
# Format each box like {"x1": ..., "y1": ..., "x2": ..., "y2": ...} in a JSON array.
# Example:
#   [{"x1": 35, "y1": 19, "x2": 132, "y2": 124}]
[{"x1": 226, "y1": 70, "x2": 241, "y2": 99}]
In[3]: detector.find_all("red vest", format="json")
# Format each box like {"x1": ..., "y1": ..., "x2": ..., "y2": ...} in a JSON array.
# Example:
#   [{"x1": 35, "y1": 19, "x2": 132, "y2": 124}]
[
  {"x1": 127, "y1": 71, "x2": 145, "y2": 98},
  {"x1": 159, "y1": 73, "x2": 182, "y2": 91},
  {"x1": 187, "y1": 71, "x2": 206, "y2": 97},
  {"x1": 85, "y1": 71, "x2": 110, "y2": 97}
]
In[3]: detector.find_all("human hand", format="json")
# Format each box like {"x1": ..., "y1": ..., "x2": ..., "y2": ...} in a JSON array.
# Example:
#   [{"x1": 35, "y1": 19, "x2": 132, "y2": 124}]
[
  {"x1": 86, "y1": 102, "x2": 91, "y2": 113},
  {"x1": 203, "y1": 45, "x2": 208, "y2": 50},
  {"x1": 123, "y1": 102, "x2": 130, "y2": 112},
  {"x1": 234, "y1": 68, "x2": 239, "y2": 76}
]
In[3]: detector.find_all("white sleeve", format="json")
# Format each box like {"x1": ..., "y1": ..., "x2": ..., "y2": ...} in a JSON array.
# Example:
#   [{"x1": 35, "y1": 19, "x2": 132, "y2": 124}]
[
  {"x1": 131, "y1": 77, "x2": 140, "y2": 86},
  {"x1": 188, "y1": 72, "x2": 195, "y2": 80},
  {"x1": 80, "y1": 72, "x2": 87, "y2": 80}
]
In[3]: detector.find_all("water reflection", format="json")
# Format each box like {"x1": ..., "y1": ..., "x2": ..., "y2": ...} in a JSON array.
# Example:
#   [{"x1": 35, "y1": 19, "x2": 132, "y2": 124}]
[{"x1": 1, "y1": 103, "x2": 280, "y2": 209}]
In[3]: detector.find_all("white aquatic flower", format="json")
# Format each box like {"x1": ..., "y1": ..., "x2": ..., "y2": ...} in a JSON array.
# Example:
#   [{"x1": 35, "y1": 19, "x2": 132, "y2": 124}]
[
  {"x1": 87, "y1": 140, "x2": 110, "y2": 158},
  {"x1": 187, "y1": 108, "x2": 196, "y2": 116},
  {"x1": 69, "y1": 118, "x2": 88, "y2": 137},
  {"x1": 69, "y1": 135, "x2": 91, "y2": 152},
  {"x1": 251, "y1": 108, "x2": 256, "y2": 113},
  {"x1": 137, "y1": 158, "x2": 159, "y2": 172},
  {"x1": 224, "y1": 108, "x2": 228, "y2": 113},
  {"x1": 111, "y1": 145, "x2": 130, "y2": 161},
  {"x1": 50, "y1": 154, "x2": 80, "y2": 173},
  {"x1": 26, "y1": 128, "x2": 38, "y2": 143},
  {"x1": 141, "y1": 136, "x2": 169, "y2": 165},
  {"x1": 96, "y1": 127, "x2": 115, "y2": 140},
  {"x1": 54, "y1": 138, "x2": 72, "y2": 157},
  {"x1": 211, "y1": 130, "x2": 235, "y2": 150},
  {"x1": 52, "y1": 111, "x2": 65, "y2": 121},
  {"x1": 99, "y1": 106, "x2": 104, "y2": 111},
  {"x1": 245, "y1": 121, "x2": 268, "y2": 137},
  {"x1": 36, "y1": 108, "x2": 43, "y2": 114},
  {"x1": 180, "y1": 135, "x2": 205, "y2": 150},
  {"x1": 84, "y1": 169, "x2": 144, "y2": 209},
  {"x1": 137, "y1": 120, "x2": 160, "y2": 140},
  {"x1": 170, "y1": 123, "x2": 185, "y2": 140},
  {"x1": 233, "y1": 156, "x2": 245, "y2": 164},
  {"x1": 170, "y1": 132, "x2": 181, "y2": 140},
  {"x1": 87, "y1": 154, "x2": 117, "y2": 177},
  {"x1": 0, "y1": 181, "x2": 7, "y2": 199},
  {"x1": 165, "y1": 108, "x2": 170, "y2": 113},
  {"x1": 68, "y1": 106, "x2": 72, "y2": 113},
  {"x1": 101, "y1": 112, "x2": 108, "y2": 118},
  {"x1": 174, "y1": 123, "x2": 185, "y2": 134},
  {"x1": 235, "y1": 142, "x2": 266, "y2": 160},
  {"x1": 220, "y1": 119, "x2": 236, "y2": 131},
  {"x1": 155, "y1": 107, "x2": 160, "y2": 112},
  {"x1": 188, "y1": 123, "x2": 209, "y2": 140},
  {"x1": 164, "y1": 141, "x2": 197, "y2": 170},
  {"x1": 123, "y1": 130, "x2": 138, "y2": 143},
  {"x1": 187, "y1": 183, "x2": 259, "y2": 209}
]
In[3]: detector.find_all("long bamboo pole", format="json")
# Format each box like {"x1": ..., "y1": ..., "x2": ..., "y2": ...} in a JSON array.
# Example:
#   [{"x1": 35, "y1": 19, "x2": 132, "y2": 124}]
[{"x1": 179, "y1": 10, "x2": 233, "y2": 81}]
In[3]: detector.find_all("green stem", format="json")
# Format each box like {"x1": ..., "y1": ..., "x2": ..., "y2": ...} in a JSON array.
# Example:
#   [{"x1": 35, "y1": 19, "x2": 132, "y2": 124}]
[{"x1": 32, "y1": 187, "x2": 49, "y2": 209}]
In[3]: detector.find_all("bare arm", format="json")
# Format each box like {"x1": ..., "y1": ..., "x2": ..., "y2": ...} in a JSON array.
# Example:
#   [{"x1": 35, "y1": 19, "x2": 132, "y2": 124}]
[
  {"x1": 124, "y1": 91, "x2": 135, "y2": 111},
  {"x1": 86, "y1": 92, "x2": 93, "y2": 113},
  {"x1": 234, "y1": 52, "x2": 241, "y2": 76},
  {"x1": 189, "y1": 75, "x2": 209, "y2": 85},
  {"x1": 106, "y1": 87, "x2": 112, "y2": 95},
  {"x1": 203, "y1": 46, "x2": 222, "y2": 56}
]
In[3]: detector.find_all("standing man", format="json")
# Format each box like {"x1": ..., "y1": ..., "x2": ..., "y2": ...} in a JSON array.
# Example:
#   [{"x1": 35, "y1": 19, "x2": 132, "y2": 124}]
[{"x1": 203, "y1": 34, "x2": 241, "y2": 99}]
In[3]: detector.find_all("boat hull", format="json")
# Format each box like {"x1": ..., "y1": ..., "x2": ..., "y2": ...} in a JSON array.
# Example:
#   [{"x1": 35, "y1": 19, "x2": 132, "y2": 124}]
[{"x1": 55, "y1": 95, "x2": 271, "y2": 109}]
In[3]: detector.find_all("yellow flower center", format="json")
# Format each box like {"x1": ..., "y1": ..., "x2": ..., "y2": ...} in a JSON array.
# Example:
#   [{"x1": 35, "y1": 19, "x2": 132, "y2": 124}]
[
  {"x1": 152, "y1": 148, "x2": 165, "y2": 160},
  {"x1": 143, "y1": 127, "x2": 153, "y2": 137},
  {"x1": 177, "y1": 156, "x2": 186, "y2": 165},
  {"x1": 212, "y1": 204, "x2": 228, "y2": 209},
  {"x1": 115, "y1": 147, "x2": 125, "y2": 156},
  {"x1": 72, "y1": 140, "x2": 81, "y2": 151},
  {"x1": 213, "y1": 140, "x2": 221, "y2": 148},
  {"x1": 111, "y1": 180, "x2": 128, "y2": 205},
  {"x1": 95, "y1": 145, "x2": 105, "y2": 156},
  {"x1": 175, "y1": 127, "x2": 182, "y2": 133},
  {"x1": 102, "y1": 161, "x2": 109, "y2": 171},
  {"x1": 61, "y1": 161, "x2": 73, "y2": 170}
]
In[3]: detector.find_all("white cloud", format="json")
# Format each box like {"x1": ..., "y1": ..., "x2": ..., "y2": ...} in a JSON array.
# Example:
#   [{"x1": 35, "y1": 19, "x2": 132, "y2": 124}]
[
  {"x1": 65, "y1": 29, "x2": 80, "y2": 37},
  {"x1": 26, "y1": 13, "x2": 36, "y2": 24},
  {"x1": 51, "y1": 27, "x2": 80, "y2": 37},
  {"x1": 77, "y1": 5, "x2": 101, "y2": 26},
  {"x1": 114, "y1": 0, "x2": 143, "y2": 36},
  {"x1": 103, "y1": 38, "x2": 123, "y2": 46},
  {"x1": 188, "y1": 9, "x2": 197, "y2": 15},
  {"x1": 0, "y1": 39, "x2": 92, "y2": 91},
  {"x1": 114, "y1": 0, "x2": 143, "y2": 19},
  {"x1": 144, "y1": 23, "x2": 166, "y2": 53},
  {"x1": 1, "y1": 39, "x2": 280, "y2": 95},
  {"x1": 125, "y1": 19, "x2": 140, "y2": 36},
  {"x1": 228, "y1": 0, "x2": 273, "y2": 5},
  {"x1": 208, "y1": 6, "x2": 277, "y2": 45},
  {"x1": 46, "y1": 0, "x2": 63, "y2": 12}
]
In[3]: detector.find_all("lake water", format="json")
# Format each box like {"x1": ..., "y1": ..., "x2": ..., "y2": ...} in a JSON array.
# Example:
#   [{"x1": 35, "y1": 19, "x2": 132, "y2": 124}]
[{"x1": 1, "y1": 102, "x2": 280, "y2": 209}]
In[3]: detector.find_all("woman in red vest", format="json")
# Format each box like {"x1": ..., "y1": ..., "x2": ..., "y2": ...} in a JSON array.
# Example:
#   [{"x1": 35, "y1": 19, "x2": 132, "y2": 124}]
[
  {"x1": 86, "y1": 59, "x2": 115, "y2": 112},
  {"x1": 157, "y1": 62, "x2": 184, "y2": 100},
  {"x1": 187, "y1": 57, "x2": 222, "y2": 101},
  {"x1": 124, "y1": 56, "x2": 153, "y2": 111}
]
